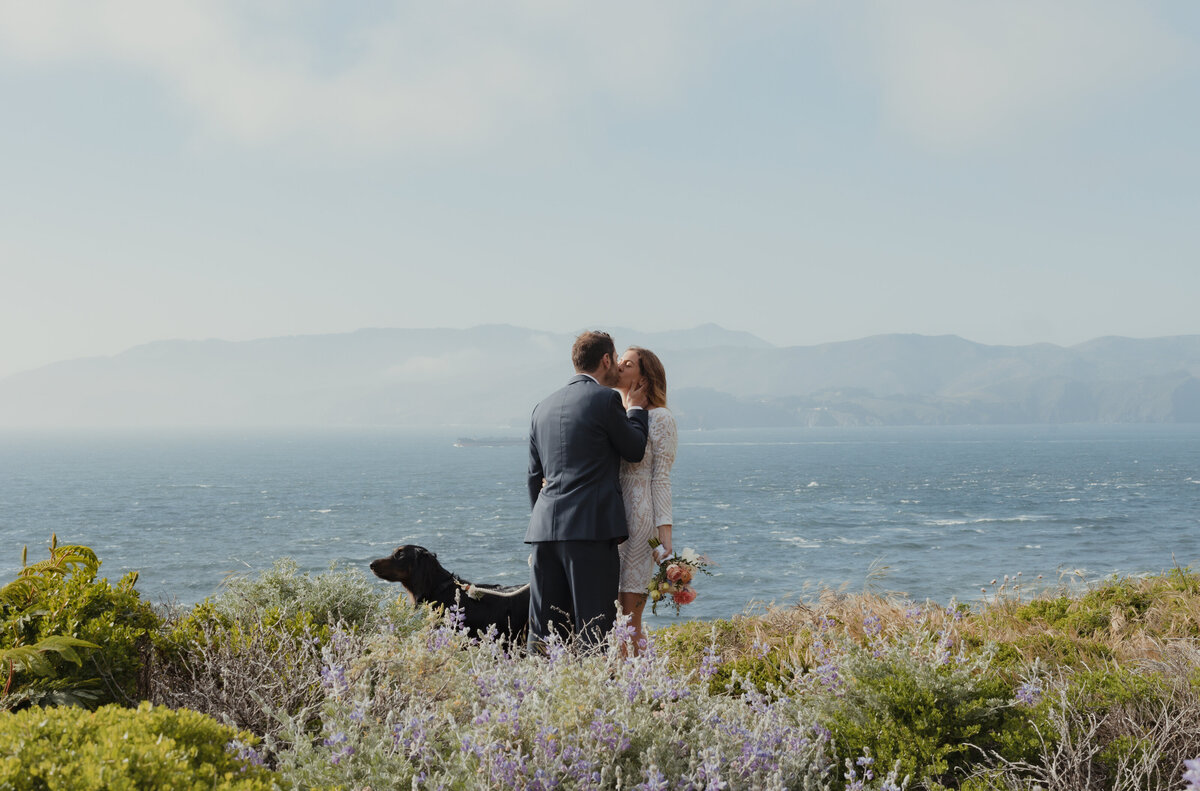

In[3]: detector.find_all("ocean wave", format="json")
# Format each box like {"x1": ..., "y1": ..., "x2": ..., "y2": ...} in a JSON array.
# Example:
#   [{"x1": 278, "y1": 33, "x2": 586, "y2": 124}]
[{"x1": 971, "y1": 515, "x2": 1048, "y2": 524}]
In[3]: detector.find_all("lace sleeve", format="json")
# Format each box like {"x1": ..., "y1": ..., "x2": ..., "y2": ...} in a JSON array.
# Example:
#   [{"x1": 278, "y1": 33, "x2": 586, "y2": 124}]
[{"x1": 649, "y1": 409, "x2": 677, "y2": 528}]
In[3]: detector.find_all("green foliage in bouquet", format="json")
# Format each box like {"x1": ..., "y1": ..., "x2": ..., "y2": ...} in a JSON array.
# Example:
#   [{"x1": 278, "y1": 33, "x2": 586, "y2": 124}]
[
  {"x1": 0, "y1": 536, "x2": 159, "y2": 709},
  {"x1": 0, "y1": 701, "x2": 281, "y2": 790}
]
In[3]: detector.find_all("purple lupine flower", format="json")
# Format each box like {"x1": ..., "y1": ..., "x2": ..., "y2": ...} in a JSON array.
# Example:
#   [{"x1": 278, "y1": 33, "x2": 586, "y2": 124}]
[
  {"x1": 588, "y1": 711, "x2": 631, "y2": 752},
  {"x1": 225, "y1": 739, "x2": 265, "y2": 769},
  {"x1": 545, "y1": 633, "x2": 567, "y2": 664},
  {"x1": 844, "y1": 762, "x2": 865, "y2": 791},
  {"x1": 1015, "y1": 679, "x2": 1042, "y2": 706},
  {"x1": 933, "y1": 630, "x2": 953, "y2": 666},
  {"x1": 640, "y1": 631, "x2": 660, "y2": 661},
  {"x1": 632, "y1": 765, "x2": 668, "y2": 791},
  {"x1": 394, "y1": 715, "x2": 429, "y2": 755},
  {"x1": 1183, "y1": 757, "x2": 1200, "y2": 790},
  {"x1": 320, "y1": 663, "x2": 349, "y2": 696},
  {"x1": 322, "y1": 730, "x2": 355, "y2": 765},
  {"x1": 428, "y1": 623, "x2": 456, "y2": 651},
  {"x1": 862, "y1": 614, "x2": 883, "y2": 638},
  {"x1": 699, "y1": 645, "x2": 721, "y2": 682},
  {"x1": 614, "y1": 619, "x2": 643, "y2": 648},
  {"x1": 694, "y1": 747, "x2": 728, "y2": 790},
  {"x1": 816, "y1": 660, "x2": 842, "y2": 692}
]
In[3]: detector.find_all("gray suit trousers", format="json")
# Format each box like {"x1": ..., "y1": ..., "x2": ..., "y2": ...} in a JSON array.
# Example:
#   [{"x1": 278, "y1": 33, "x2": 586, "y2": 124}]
[{"x1": 527, "y1": 539, "x2": 619, "y2": 650}]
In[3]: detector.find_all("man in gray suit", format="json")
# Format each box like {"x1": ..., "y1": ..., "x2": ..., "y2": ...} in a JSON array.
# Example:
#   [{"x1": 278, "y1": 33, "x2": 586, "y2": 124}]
[{"x1": 526, "y1": 330, "x2": 649, "y2": 650}]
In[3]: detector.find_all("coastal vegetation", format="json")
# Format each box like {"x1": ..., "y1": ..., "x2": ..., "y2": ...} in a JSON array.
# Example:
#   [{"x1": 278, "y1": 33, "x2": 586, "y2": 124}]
[{"x1": 2, "y1": 538, "x2": 1200, "y2": 789}]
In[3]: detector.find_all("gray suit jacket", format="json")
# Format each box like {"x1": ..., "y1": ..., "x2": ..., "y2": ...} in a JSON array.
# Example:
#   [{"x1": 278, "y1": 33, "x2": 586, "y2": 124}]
[{"x1": 525, "y1": 375, "x2": 650, "y2": 543}]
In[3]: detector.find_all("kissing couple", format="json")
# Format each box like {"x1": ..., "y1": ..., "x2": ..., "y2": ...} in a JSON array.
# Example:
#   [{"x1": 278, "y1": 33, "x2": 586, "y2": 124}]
[{"x1": 525, "y1": 330, "x2": 678, "y2": 654}]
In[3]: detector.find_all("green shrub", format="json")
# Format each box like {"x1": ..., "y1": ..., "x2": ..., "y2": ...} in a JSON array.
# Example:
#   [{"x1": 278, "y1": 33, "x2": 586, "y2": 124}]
[
  {"x1": 150, "y1": 558, "x2": 423, "y2": 740},
  {"x1": 1067, "y1": 665, "x2": 1168, "y2": 713},
  {"x1": 816, "y1": 632, "x2": 1048, "y2": 788},
  {"x1": 1, "y1": 538, "x2": 159, "y2": 708},
  {"x1": 1013, "y1": 597, "x2": 1072, "y2": 626},
  {"x1": 0, "y1": 701, "x2": 282, "y2": 789},
  {"x1": 655, "y1": 618, "x2": 745, "y2": 673},
  {"x1": 206, "y1": 557, "x2": 394, "y2": 631},
  {"x1": 708, "y1": 655, "x2": 793, "y2": 697},
  {"x1": 998, "y1": 632, "x2": 1114, "y2": 668}
]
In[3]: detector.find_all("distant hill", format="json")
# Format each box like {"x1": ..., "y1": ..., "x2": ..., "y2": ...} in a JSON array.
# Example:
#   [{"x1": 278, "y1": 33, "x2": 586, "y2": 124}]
[{"x1": 1, "y1": 326, "x2": 1198, "y2": 428}]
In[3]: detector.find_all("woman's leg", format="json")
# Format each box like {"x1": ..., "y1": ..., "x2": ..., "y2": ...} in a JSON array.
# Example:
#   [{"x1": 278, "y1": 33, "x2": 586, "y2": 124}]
[{"x1": 617, "y1": 591, "x2": 649, "y2": 655}]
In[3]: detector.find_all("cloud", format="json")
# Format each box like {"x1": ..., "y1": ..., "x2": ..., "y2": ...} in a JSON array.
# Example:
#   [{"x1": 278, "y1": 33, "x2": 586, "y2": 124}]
[
  {"x1": 0, "y1": 1, "x2": 1186, "y2": 156},
  {"x1": 859, "y1": 0, "x2": 1185, "y2": 150},
  {"x1": 0, "y1": 0, "x2": 696, "y2": 154}
]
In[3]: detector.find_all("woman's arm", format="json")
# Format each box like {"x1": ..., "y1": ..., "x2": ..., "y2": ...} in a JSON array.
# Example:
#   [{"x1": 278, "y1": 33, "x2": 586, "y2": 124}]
[{"x1": 650, "y1": 409, "x2": 678, "y2": 555}]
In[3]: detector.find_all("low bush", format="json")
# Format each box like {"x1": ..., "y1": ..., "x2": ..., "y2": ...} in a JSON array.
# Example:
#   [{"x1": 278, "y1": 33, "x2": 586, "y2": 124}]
[
  {"x1": 262, "y1": 608, "x2": 909, "y2": 790},
  {"x1": 0, "y1": 538, "x2": 159, "y2": 709},
  {"x1": 150, "y1": 558, "x2": 422, "y2": 739},
  {"x1": 0, "y1": 701, "x2": 281, "y2": 789},
  {"x1": 808, "y1": 620, "x2": 1048, "y2": 789},
  {"x1": 204, "y1": 557, "x2": 396, "y2": 632}
]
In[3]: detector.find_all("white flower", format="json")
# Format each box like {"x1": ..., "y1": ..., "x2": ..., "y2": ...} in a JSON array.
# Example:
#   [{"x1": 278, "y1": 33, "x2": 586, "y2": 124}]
[{"x1": 680, "y1": 548, "x2": 700, "y2": 563}]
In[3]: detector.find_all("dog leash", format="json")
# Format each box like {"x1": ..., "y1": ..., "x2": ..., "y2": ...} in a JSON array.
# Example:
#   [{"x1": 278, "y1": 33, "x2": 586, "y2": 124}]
[{"x1": 457, "y1": 581, "x2": 531, "y2": 600}]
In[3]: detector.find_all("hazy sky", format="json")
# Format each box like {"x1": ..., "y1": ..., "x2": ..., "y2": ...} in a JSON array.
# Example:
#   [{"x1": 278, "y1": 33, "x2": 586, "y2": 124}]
[{"x1": 2, "y1": 1, "x2": 1198, "y2": 378}]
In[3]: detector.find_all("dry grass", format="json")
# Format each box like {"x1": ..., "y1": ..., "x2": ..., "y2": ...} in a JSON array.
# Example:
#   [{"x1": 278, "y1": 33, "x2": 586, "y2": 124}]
[{"x1": 658, "y1": 566, "x2": 1200, "y2": 673}]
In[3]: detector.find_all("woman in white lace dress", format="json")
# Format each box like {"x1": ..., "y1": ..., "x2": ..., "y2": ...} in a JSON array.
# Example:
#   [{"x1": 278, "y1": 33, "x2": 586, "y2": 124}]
[{"x1": 615, "y1": 346, "x2": 678, "y2": 653}]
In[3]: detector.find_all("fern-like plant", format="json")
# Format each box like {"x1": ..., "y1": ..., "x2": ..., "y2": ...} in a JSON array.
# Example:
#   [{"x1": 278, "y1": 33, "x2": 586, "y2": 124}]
[
  {"x1": 1, "y1": 535, "x2": 157, "y2": 708},
  {"x1": 1, "y1": 536, "x2": 102, "y2": 705}
]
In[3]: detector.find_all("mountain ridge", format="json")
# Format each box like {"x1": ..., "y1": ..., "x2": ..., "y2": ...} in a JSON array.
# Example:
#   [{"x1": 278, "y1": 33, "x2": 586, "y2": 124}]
[{"x1": 2, "y1": 326, "x2": 1198, "y2": 428}]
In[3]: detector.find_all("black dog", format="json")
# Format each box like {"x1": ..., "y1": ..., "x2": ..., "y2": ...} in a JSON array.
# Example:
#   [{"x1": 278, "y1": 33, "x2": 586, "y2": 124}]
[{"x1": 369, "y1": 545, "x2": 529, "y2": 641}]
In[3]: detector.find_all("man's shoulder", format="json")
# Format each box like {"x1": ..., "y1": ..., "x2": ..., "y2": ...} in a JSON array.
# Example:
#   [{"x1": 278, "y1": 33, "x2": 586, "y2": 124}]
[{"x1": 535, "y1": 376, "x2": 602, "y2": 414}]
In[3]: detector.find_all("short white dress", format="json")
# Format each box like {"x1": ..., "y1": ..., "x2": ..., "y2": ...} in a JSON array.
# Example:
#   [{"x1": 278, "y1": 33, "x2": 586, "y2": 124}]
[{"x1": 618, "y1": 407, "x2": 678, "y2": 594}]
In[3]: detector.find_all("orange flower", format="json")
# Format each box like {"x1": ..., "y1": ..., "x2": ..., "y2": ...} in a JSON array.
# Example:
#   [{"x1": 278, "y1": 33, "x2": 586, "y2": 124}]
[{"x1": 665, "y1": 564, "x2": 685, "y2": 582}]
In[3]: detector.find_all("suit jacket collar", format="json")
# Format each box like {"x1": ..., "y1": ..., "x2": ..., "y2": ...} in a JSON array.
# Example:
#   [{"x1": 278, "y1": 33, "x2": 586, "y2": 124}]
[{"x1": 570, "y1": 373, "x2": 601, "y2": 385}]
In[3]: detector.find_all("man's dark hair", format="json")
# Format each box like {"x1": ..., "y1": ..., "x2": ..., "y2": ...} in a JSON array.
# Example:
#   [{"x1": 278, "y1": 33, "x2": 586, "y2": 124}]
[{"x1": 572, "y1": 331, "x2": 616, "y2": 373}]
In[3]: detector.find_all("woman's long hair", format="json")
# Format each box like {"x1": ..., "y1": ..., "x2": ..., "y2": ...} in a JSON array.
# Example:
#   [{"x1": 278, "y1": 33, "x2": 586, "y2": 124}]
[{"x1": 627, "y1": 346, "x2": 667, "y2": 409}]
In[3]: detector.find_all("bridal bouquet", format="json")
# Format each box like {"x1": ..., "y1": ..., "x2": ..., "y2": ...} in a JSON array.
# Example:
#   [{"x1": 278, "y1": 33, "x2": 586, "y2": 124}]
[{"x1": 647, "y1": 538, "x2": 712, "y2": 615}]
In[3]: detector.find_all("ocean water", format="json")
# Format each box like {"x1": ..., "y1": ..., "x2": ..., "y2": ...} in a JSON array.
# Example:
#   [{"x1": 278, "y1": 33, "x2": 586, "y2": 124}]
[{"x1": 1, "y1": 424, "x2": 1198, "y2": 628}]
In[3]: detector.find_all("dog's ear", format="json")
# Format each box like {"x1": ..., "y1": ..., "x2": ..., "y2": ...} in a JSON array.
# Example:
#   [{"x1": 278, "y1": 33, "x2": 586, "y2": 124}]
[{"x1": 409, "y1": 548, "x2": 437, "y2": 598}]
